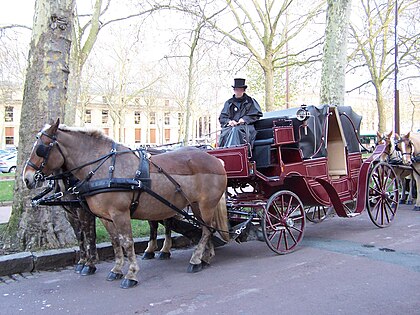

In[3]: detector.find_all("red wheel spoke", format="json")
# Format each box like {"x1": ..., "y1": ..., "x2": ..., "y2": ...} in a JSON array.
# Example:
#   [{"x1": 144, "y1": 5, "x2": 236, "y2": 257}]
[{"x1": 263, "y1": 191, "x2": 305, "y2": 254}]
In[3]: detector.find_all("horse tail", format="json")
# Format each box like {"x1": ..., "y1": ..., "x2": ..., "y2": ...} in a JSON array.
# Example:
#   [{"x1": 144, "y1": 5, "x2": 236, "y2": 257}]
[{"x1": 213, "y1": 192, "x2": 230, "y2": 242}]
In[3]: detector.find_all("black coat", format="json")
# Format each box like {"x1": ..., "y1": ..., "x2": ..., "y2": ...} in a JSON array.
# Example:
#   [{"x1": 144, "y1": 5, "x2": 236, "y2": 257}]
[
  {"x1": 218, "y1": 94, "x2": 263, "y2": 148},
  {"x1": 219, "y1": 94, "x2": 263, "y2": 127}
]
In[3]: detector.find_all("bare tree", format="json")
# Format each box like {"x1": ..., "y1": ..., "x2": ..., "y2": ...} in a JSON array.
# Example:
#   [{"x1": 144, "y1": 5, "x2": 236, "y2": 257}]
[
  {"x1": 197, "y1": 0, "x2": 324, "y2": 111},
  {"x1": 3, "y1": 0, "x2": 76, "y2": 251},
  {"x1": 348, "y1": 0, "x2": 418, "y2": 132}
]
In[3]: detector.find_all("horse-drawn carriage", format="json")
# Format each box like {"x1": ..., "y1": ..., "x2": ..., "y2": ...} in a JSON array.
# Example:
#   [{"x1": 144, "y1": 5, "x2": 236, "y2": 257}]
[
  {"x1": 23, "y1": 104, "x2": 399, "y2": 288},
  {"x1": 207, "y1": 104, "x2": 399, "y2": 254}
]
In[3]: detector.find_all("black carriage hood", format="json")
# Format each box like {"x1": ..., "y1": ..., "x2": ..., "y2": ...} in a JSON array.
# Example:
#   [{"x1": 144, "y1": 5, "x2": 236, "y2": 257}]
[{"x1": 254, "y1": 104, "x2": 362, "y2": 159}]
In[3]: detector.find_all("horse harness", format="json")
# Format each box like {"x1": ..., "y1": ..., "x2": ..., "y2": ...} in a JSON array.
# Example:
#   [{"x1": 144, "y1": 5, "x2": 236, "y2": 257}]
[
  {"x1": 31, "y1": 140, "x2": 213, "y2": 230},
  {"x1": 394, "y1": 137, "x2": 420, "y2": 176}
]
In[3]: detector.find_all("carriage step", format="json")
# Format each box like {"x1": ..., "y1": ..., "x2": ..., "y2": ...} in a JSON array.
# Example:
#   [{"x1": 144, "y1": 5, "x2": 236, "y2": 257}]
[{"x1": 346, "y1": 212, "x2": 361, "y2": 217}]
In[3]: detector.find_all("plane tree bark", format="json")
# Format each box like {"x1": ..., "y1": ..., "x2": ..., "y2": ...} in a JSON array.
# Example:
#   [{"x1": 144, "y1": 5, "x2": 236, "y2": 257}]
[
  {"x1": 2, "y1": 0, "x2": 77, "y2": 251},
  {"x1": 320, "y1": 0, "x2": 352, "y2": 106}
]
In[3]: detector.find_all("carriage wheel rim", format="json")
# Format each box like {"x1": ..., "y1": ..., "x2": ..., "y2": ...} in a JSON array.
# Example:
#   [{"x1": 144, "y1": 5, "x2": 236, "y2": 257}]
[
  {"x1": 262, "y1": 190, "x2": 305, "y2": 254},
  {"x1": 367, "y1": 162, "x2": 399, "y2": 227}
]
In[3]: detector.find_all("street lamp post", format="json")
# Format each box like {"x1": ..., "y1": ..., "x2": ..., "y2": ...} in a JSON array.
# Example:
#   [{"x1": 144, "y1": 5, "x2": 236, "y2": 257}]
[{"x1": 394, "y1": 0, "x2": 400, "y2": 134}]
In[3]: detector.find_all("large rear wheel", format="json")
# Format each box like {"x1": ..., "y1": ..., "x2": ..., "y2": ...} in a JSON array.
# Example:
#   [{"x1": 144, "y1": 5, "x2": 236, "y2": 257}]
[
  {"x1": 262, "y1": 190, "x2": 305, "y2": 254},
  {"x1": 367, "y1": 162, "x2": 399, "y2": 227}
]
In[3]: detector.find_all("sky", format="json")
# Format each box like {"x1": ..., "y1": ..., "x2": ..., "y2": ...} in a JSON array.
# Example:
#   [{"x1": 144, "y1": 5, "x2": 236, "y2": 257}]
[{"x1": 0, "y1": 0, "x2": 35, "y2": 26}]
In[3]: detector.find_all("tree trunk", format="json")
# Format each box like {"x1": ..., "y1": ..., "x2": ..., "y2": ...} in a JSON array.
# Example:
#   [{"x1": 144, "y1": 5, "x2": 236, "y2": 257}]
[
  {"x1": 64, "y1": 56, "x2": 81, "y2": 126},
  {"x1": 375, "y1": 84, "x2": 387, "y2": 132},
  {"x1": 2, "y1": 0, "x2": 77, "y2": 251},
  {"x1": 320, "y1": 0, "x2": 351, "y2": 106},
  {"x1": 263, "y1": 65, "x2": 275, "y2": 112}
]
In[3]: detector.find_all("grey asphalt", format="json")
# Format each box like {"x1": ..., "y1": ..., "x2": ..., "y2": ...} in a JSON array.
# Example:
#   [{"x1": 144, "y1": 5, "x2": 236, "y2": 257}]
[
  {"x1": 0, "y1": 204, "x2": 12, "y2": 224},
  {"x1": 0, "y1": 203, "x2": 419, "y2": 315}
]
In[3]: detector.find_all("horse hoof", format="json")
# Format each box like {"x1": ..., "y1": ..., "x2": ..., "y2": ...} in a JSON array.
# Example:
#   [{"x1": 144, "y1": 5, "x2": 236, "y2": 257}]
[
  {"x1": 187, "y1": 263, "x2": 203, "y2": 273},
  {"x1": 74, "y1": 264, "x2": 84, "y2": 274},
  {"x1": 413, "y1": 206, "x2": 420, "y2": 211},
  {"x1": 406, "y1": 201, "x2": 413, "y2": 205},
  {"x1": 107, "y1": 271, "x2": 124, "y2": 281},
  {"x1": 81, "y1": 265, "x2": 97, "y2": 276},
  {"x1": 120, "y1": 279, "x2": 138, "y2": 289},
  {"x1": 399, "y1": 200, "x2": 406, "y2": 204},
  {"x1": 158, "y1": 252, "x2": 171, "y2": 260},
  {"x1": 142, "y1": 252, "x2": 155, "y2": 260}
]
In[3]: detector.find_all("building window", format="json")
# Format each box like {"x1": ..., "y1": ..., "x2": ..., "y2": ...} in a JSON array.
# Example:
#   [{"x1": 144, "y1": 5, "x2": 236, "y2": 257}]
[
  {"x1": 135, "y1": 128, "x2": 141, "y2": 143},
  {"x1": 5, "y1": 127, "x2": 14, "y2": 145},
  {"x1": 165, "y1": 99, "x2": 169, "y2": 106},
  {"x1": 149, "y1": 112, "x2": 156, "y2": 124},
  {"x1": 85, "y1": 109, "x2": 91, "y2": 123},
  {"x1": 150, "y1": 128, "x2": 156, "y2": 143},
  {"x1": 178, "y1": 112, "x2": 183, "y2": 125},
  {"x1": 134, "y1": 111, "x2": 141, "y2": 124},
  {"x1": 102, "y1": 110, "x2": 109, "y2": 124},
  {"x1": 164, "y1": 112, "x2": 170, "y2": 125},
  {"x1": 5, "y1": 106, "x2": 13, "y2": 122},
  {"x1": 165, "y1": 129, "x2": 170, "y2": 142}
]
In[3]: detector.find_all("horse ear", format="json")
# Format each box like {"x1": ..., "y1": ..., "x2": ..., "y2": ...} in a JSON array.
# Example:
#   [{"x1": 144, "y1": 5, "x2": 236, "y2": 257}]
[
  {"x1": 395, "y1": 133, "x2": 400, "y2": 139},
  {"x1": 406, "y1": 131, "x2": 411, "y2": 139},
  {"x1": 50, "y1": 118, "x2": 60, "y2": 134},
  {"x1": 386, "y1": 131, "x2": 393, "y2": 138},
  {"x1": 376, "y1": 131, "x2": 381, "y2": 138}
]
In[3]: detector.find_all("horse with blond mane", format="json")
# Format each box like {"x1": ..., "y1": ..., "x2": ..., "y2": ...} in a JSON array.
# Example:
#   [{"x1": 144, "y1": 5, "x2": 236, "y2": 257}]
[
  {"x1": 377, "y1": 131, "x2": 415, "y2": 205},
  {"x1": 395, "y1": 132, "x2": 420, "y2": 211}
]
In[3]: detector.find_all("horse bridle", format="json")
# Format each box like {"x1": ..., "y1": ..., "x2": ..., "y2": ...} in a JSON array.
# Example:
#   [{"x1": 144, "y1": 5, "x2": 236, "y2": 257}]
[
  {"x1": 376, "y1": 135, "x2": 397, "y2": 159},
  {"x1": 394, "y1": 138, "x2": 414, "y2": 159},
  {"x1": 26, "y1": 130, "x2": 65, "y2": 183}
]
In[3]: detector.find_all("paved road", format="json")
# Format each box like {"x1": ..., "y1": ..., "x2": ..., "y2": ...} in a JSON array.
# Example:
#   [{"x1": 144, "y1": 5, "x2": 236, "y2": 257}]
[
  {"x1": 1, "y1": 205, "x2": 420, "y2": 315},
  {"x1": 0, "y1": 205, "x2": 12, "y2": 224}
]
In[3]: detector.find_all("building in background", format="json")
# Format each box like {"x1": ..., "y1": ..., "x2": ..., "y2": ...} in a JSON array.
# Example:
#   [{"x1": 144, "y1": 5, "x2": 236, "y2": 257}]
[{"x1": 0, "y1": 86, "x2": 220, "y2": 149}]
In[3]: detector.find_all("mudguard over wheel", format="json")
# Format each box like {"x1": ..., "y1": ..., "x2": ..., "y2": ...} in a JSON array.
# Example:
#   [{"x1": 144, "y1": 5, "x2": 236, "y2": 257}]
[
  {"x1": 367, "y1": 162, "x2": 399, "y2": 227},
  {"x1": 262, "y1": 190, "x2": 305, "y2": 254}
]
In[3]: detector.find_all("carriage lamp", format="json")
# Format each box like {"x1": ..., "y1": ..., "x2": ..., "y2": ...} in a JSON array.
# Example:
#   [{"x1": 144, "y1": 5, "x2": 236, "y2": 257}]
[
  {"x1": 296, "y1": 105, "x2": 310, "y2": 122},
  {"x1": 296, "y1": 105, "x2": 310, "y2": 135}
]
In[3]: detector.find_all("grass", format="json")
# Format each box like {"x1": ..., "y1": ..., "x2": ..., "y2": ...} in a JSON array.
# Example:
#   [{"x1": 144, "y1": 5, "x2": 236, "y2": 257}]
[
  {"x1": 96, "y1": 219, "x2": 163, "y2": 243},
  {"x1": 0, "y1": 180, "x2": 14, "y2": 202},
  {"x1": 0, "y1": 178, "x2": 162, "y2": 242}
]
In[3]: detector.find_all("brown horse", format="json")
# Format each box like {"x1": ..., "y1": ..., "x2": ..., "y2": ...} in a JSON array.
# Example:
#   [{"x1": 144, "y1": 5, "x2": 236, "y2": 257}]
[
  {"x1": 395, "y1": 132, "x2": 420, "y2": 211},
  {"x1": 23, "y1": 119, "x2": 229, "y2": 288},
  {"x1": 377, "y1": 131, "x2": 415, "y2": 205}
]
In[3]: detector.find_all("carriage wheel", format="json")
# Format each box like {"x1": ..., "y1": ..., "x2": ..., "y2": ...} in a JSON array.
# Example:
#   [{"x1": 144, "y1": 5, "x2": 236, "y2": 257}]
[
  {"x1": 367, "y1": 162, "x2": 399, "y2": 227},
  {"x1": 262, "y1": 190, "x2": 305, "y2": 254},
  {"x1": 305, "y1": 205, "x2": 332, "y2": 223}
]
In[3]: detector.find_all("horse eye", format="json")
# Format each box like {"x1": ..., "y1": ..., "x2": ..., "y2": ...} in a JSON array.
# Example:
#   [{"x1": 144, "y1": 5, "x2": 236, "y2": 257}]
[{"x1": 36, "y1": 145, "x2": 49, "y2": 158}]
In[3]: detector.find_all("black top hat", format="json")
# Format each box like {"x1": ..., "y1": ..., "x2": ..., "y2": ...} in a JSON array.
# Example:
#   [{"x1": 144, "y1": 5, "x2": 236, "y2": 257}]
[{"x1": 232, "y1": 78, "x2": 247, "y2": 89}]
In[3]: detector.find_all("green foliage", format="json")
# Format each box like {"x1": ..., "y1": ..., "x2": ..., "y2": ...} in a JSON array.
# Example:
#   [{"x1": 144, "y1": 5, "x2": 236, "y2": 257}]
[{"x1": 0, "y1": 180, "x2": 14, "y2": 202}]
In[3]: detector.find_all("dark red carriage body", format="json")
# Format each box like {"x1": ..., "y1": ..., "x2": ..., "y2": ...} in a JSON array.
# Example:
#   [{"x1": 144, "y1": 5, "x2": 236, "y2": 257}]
[
  {"x1": 208, "y1": 105, "x2": 364, "y2": 210},
  {"x1": 207, "y1": 105, "x2": 397, "y2": 254}
]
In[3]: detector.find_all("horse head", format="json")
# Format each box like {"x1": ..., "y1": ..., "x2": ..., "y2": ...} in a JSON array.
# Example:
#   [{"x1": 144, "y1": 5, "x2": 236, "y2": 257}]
[
  {"x1": 376, "y1": 131, "x2": 394, "y2": 162},
  {"x1": 395, "y1": 132, "x2": 415, "y2": 166},
  {"x1": 23, "y1": 118, "x2": 65, "y2": 189}
]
